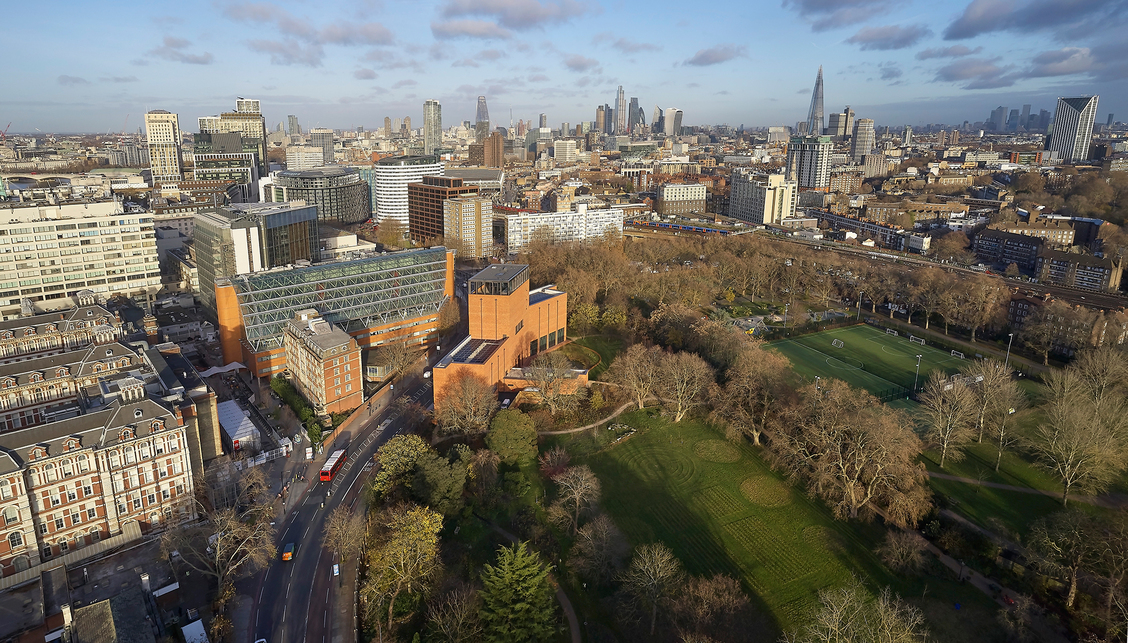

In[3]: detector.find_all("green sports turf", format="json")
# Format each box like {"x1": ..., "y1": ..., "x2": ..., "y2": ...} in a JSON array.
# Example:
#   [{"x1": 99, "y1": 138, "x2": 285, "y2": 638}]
[{"x1": 769, "y1": 324, "x2": 965, "y2": 397}]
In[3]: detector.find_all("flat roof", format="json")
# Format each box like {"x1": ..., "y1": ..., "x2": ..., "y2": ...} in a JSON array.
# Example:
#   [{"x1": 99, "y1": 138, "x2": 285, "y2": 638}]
[
  {"x1": 276, "y1": 167, "x2": 359, "y2": 178},
  {"x1": 470, "y1": 263, "x2": 528, "y2": 284},
  {"x1": 377, "y1": 155, "x2": 440, "y2": 166}
]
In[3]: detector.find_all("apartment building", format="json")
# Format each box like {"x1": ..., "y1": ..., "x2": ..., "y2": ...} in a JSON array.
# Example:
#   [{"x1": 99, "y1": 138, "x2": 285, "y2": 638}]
[
  {"x1": 499, "y1": 204, "x2": 624, "y2": 252},
  {"x1": 282, "y1": 310, "x2": 362, "y2": 414},
  {"x1": 728, "y1": 172, "x2": 797, "y2": 225},
  {"x1": 655, "y1": 183, "x2": 707, "y2": 215},
  {"x1": 444, "y1": 196, "x2": 494, "y2": 259},
  {"x1": 973, "y1": 229, "x2": 1044, "y2": 270},
  {"x1": 1001, "y1": 220, "x2": 1077, "y2": 248},
  {"x1": 0, "y1": 294, "x2": 121, "y2": 364},
  {"x1": 406, "y1": 176, "x2": 479, "y2": 245},
  {"x1": 0, "y1": 200, "x2": 161, "y2": 318},
  {"x1": 1036, "y1": 249, "x2": 1123, "y2": 292}
]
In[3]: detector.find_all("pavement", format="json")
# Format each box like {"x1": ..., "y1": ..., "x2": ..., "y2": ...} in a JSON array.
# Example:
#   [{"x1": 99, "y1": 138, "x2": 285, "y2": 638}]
[{"x1": 231, "y1": 376, "x2": 434, "y2": 643}]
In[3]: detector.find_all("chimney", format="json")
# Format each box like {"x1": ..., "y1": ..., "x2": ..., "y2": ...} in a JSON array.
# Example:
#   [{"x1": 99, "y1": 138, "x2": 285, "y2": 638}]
[
  {"x1": 62, "y1": 604, "x2": 73, "y2": 627},
  {"x1": 140, "y1": 572, "x2": 151, "y2": 593}
]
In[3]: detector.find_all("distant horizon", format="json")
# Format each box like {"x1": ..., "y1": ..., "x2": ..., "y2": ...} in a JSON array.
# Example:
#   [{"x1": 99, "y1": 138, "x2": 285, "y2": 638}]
[{"x1": 5, "y1": 0, "x2": 1125, "y2": 133}]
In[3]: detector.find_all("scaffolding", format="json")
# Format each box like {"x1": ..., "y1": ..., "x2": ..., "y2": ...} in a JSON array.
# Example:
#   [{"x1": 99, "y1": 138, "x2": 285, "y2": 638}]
[{"x1": 231, "y1": 248, "x2": 449, "y2": 353}]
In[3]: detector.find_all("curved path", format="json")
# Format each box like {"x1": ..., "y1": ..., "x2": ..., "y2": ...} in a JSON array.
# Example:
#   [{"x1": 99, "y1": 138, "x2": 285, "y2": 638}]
[
  {"x1": 927, "y1": 471, "x2": 1128, "y2": 509},
  {"x1": 537, "y1": 399, "x2": 646, "y2": 436}
]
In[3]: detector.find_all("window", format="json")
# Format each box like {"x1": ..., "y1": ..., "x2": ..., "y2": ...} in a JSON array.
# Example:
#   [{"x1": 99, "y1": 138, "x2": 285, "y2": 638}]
[
  {"x1": 124, "y1": 447, "x2": 135, "y2": 464},
  {"x1": 45, "y1": 464, "x2": 56, "y2": 482},
  {"x1": 147, "y1": 493, "x2": 156, "y2": 506},
  {"x1": 109, "y1": 452, "x2": 119, "y2": 468},
  {"x1": 42, "y1": 546, "x2": 52, "y2": 559},
  {"x1": 134, "y1": 409, "x2": 142, "y2": 419},
  {"x1": 71, "y1": 512, "x2": 80, "y2": 525},
  {"x1": 59, "y1": 539, "x2": 68, "y2": 553},
  {"x1": 0, "y1": 480, "x2": 10, "y2": 500},
  {"x1": 77, "y1": 455, "x2": 88, "y2": 472},
  {"x1": 38, "y1": 522, "x2": 48, "y2": 535},
  {"x1": 162, "y1": 488, "x2": 170, "y2": 500},
  {"x1": 83, "y1": 485, "x2": 92, "y2": 497},
  {"x1": 86, "y1": 507, "x2": 97, "y2": 520},
  {"x1": 91, "y1": 529, "x2": 101, "y2": 543},
  {"x1": 8, "y1": 531, "x2": 22, "y2": 548},
  {"x1": 66, "y1": 489, "x2": 76, "y2": 502},
  {"x1": 54, "y1": 518, "x2": 64, "y2": 530},
  {"x1": 131, "y1": 496, "x2": 141, "y2": 510},
  {"x1": 2, "y1": 507, "x2": 17, "y2": 524},
  {"x1": 61, "y1": 461, "x2": 73, "y2": 477}
]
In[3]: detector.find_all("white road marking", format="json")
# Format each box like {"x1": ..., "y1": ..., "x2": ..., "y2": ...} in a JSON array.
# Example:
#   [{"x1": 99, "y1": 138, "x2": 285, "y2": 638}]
[{"x1": 282, "y1": 605, "x2": 287, "y2": 623}]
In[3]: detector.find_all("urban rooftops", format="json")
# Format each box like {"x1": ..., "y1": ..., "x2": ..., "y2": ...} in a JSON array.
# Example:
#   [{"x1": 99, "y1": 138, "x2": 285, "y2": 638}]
[{"x1": 469, "y1": 264, "x2": 529, "y2": 295}]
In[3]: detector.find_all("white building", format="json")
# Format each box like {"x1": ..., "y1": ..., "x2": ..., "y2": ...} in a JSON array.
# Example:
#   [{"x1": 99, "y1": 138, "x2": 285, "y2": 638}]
[
  {"x1": 656, "y1": 183, "x2": 706, "y2": 215},
  {"x1": 0, "y1": 200, "x2": 161, "y2": 317},
  {"x1": 553, "y1": 140, "x2": 577, "y2": 164},
  {"x1": 144, "y1": 111, "x2": 183, "y2": 183},
  {"x1": 503, "y1": 203, "x2": 623, "y2": 251},
  {"x1": 728, "y1": 171, "x2": 797, "y2": 225},
  {"x1": 1048, "y1": 96, "x2": 1099, "y2": 163},
  {"x1": 372, "y1": 155, "x2": 445, "y2": 226},
  {"x1": 285, "y1": 146, "x2": 326, "y2": 171},
  {"x1": 423, "y1": 99, "x2": 442, "y2": 156},
  {"x1": 786, "y1": 136, "x2": 831, "y2": 191}
]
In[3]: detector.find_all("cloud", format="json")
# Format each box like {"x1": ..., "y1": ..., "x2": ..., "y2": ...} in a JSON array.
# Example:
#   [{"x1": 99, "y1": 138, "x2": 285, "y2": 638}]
[
  {"x1": 943, "y1": 0, "x2": 1118, "y2": 40},
  {"x1": 529, "y1": 73, "x2": 549, "y2": 81},
  {"x1": 1026, "y1": 46, "x2": 1096, "y2": 77},
  {"x1": 452, "y1": 58, "x2": 480, "y2": 67},
  {"x1": 147, "y1": 36, "x2": 214, "y2": 64},
  {"x1": 477, "y1": 48, "x2": 505, "y2": 60},
  {"x1": 879, "y1": 63, "x2": 903, "y2": 80},
  {"x1": 845, "y1": 24, "x2": 930, "y2": 50},
  {"x1": 564, "y1": 54, "x2": 599, "y2": 72},
  {"x1": 934, "y1": 56, "x2": 1018, "y2": 89},
  {"x1": 393, "y1": 79, "x2": 418, "y2": 88},
  {"x1": 916, "y1": 45, "x2": 982, "y2": 59},
  {"x1": 100, "y1": 75, "x2": 139, "y2": 83},
  {"x1": 249, "y1": 39, "x2": 323, "y2": 66},
  {"x1": 683, "y1": 44, "x2": 745, "y2": 66},
  {"x1": 57, "y1": 75, "x2": 89, "y2": 86},
  {"x1": 431, "y1": 19, "x2": 512, "y2": 39},
  {"x1": 222, "y1": 2, "x2": 393, "y2": 65},
  {"x1": 783, "y1": 0, "x2": 890, "y2": 31},
  {"x1": 602, "y1": 35, "x2": 659, "y2": 53},
  {"x1": 439, "y1": 0, "x2": 588, "y2": 30},
  {"x1": 353, "y1": 68, "x2": 378, "y2": 79}
]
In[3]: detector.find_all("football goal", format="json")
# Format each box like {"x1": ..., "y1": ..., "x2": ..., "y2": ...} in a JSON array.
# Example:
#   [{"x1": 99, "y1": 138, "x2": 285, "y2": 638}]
[
  {"x1": 951, "y1": 350, "x2": 965, "y2": 359},
  {"x1": 886, "y1": 328, "x2": 899, "y2": 336},
  {"x1": 831, "y1": 339, "x2": 844, "y2": 348},
  {"x1": 909, "y1": 336, "x2": 926, "y2": 346}
]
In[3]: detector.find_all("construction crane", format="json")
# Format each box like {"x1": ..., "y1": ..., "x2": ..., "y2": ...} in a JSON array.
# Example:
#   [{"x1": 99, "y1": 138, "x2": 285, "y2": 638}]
[{"x1": 1, "y1": 123, "x2": 9, "y2": 144}]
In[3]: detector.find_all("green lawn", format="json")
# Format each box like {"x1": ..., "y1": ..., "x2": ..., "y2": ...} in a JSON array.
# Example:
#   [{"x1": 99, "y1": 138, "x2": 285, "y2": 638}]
[
  {"x1": 571, "y1": 336, "x2": 623, "y2": 380},
  {"x1": 568, "y1": 410, "x2": 1004, "y2": 640},
  {"x1": 769, "y1": 324, "x2": 964, "y2": 397}
]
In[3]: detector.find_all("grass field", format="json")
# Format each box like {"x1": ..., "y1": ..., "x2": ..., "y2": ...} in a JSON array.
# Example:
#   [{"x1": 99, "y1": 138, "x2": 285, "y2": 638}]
[
  {"x1": 569, "y1": 410, "x2": 1004, "y2": 641},
  {"x1": 769, "y1": 324, "x2": 966, "y2": 398},
  {"x1": 571, "y1": 336, "x2": 623, "y2": 380}
]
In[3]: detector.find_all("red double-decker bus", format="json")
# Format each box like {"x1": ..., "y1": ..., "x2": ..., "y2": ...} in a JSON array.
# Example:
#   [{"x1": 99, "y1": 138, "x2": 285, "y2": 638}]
[{"x1": 320, "y1": 449, "x2": 347, "y2": 482}]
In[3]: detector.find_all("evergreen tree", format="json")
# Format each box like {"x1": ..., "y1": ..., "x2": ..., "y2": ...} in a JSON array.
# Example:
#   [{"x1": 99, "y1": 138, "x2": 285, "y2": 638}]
[{"x1": 479, "y1": 542, "x2": 557, "y2": 642}]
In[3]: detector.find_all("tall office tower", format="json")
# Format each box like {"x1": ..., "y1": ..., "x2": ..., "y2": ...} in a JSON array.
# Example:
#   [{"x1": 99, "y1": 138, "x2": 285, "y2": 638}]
[
  {"x1": 475, "y1": 96, "x2": 490, "y2": 142},
  {"x1": 402, "y1": 116, "x2": 411, "y2": 136},
  {"x1": 850, "y1": 119, "x2": 875, "y2": 163},
  {"x1": 560, "y1": 122, "x2": 569, "y2": 137},
  {"x1": 288, "y1": 115, "x2": 301, "y2": 137},
  {"x1": 144, "y1": 110, "x2": 183, "y2": 183},
  {"x1": 990, "y1": 106, "x2": 1007, "y2": 131},
  {"x1": 603, "y1": 104, "x2": 614, "y2": 133},
  {"x1": 538, "y1": 113, "x2": 547, "y2": 129},
  {"x1": 827, "y1": 111, "x2": 847, "y2": 139},
  {"x1": 595, "y1": 106, "x2": 606, "y2": 134},
  {"x1": 1108, "y1": 113, "x2": 1115, "y2": 127},
  {"x1": 384, "y1": 117, "x2": 392, "y2": 138},
  {"x1": 903, "y1": 126, "x2": 913, "y2": 146},
  {"x1": 1048, "y1": 96, "x2": 1099, "y2": 163},
  {"x1": 950, "y1": 130, "x2": 959, "y2": 144},
  {"x1": 843, "y1": 107, "x2": 854, "y2": 137},
  {"x1": 553, "y1": 140, "x2": 577, "y2": 164},
  {"x1": 198, "y1": 98, "x2": 268, "y2": 176},
  {"x1": 786, "y1": 136, "x2": 832, "y2": 191},
  {"x1": 806, "y1": 66, "x2": 825, "y2": 136},
  {"x1": 310, "y1": 128, "x2": 334, "y2": 165},
  {"x1": 393, "y1": 117, "x2": 402, "y2": 133},
  {"x1": 615, "y1": 86, "x2": 627, "y2": 134},
  {"x1": 1038, "y1": 109, "x2": 1052, "y2": 130},
  {"x1": 662, "y1": 108, "x2": 682, "y2": 137},
  {"x1": 1007, "y1": 109, "x2": 1020, "y2": 131},
  {"x1": 652, "y1": 105, "x2": 662, "y2": 129},
  {"x1": 484, "y1": 131, "x2": 505, "y2": 168},
  {"x1": 423, "y1": 99, "x2": 442, "y2": 155},
  {"x1": 628, "y1": 97, "x2": 640, "y2": 132},
  {"x1": 1020, "y1": 104, "x2": 1031, "y2": 129}
]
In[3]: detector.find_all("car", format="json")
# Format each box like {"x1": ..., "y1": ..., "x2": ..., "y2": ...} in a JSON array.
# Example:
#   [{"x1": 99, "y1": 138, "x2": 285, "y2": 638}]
[
  {"x1": 423, "y1": 370, "x2": 432, "y2": 379},
  {"x1": 282, "y1": 543, "x2": 295, "y2": 561}
]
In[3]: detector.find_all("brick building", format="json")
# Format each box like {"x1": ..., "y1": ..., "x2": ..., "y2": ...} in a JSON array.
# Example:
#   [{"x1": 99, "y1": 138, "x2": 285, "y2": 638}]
[
  {"x1": 282, "y1": 310, "x2": 363, "y2": 414},
  {"x1": 406, "y1": 176, "x2": 479, "y2": 245},
  {"x1": 973, "y1": 229, "x2": 1044, "y2": 270}
]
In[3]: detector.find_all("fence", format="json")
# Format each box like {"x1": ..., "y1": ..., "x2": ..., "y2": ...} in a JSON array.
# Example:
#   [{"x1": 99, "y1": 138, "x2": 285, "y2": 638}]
[{"x1": 233, "y1": 441, "x2": 292, "y2": 471}]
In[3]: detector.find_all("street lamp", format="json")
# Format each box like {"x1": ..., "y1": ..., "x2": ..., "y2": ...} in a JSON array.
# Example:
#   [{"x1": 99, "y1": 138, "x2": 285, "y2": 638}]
[
  {"x1": 857, "y1": 292, "x2": 864, "y2": 321},
  {"x1": 1004, "y1": 332, "x2": 1014, "y2": 370},
  {"x1": 784, "y1": 303, "x2": 790, "y2": 330},
  {"x1": 914, "y1": 355, "x2": 923, "y2": 392}
]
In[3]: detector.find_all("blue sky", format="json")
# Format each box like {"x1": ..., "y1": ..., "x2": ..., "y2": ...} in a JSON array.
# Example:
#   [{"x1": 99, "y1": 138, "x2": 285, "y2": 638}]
[{"x1": 5, "y1": 0, "x2": 1126, "y2": 134}]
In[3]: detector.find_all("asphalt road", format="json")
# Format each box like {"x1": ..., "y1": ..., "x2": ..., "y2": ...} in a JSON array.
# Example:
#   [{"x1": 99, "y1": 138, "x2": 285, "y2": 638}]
[{"x1": 244, "y1": 377, "x2": 434, "y2": 643}]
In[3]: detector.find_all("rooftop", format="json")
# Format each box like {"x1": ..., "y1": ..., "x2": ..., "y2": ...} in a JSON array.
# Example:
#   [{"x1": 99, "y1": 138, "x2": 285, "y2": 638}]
[
  {"x1": 437, "y1": 336, "x2": 504, "y2": 367},
  {"x1": 470, "y1": 264, "x2": 528, "y2": 284},
  {"x1": 276, "y1": 166, "x2": 359, "y2": 179},
  {"x1": 376, "y1": 155, "x2": 440, "y2": 166}
]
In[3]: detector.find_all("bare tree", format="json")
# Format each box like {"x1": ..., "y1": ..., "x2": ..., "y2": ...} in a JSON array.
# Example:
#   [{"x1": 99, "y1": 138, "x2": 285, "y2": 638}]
[
  {"x1": 784, "y1": 577, "x2": 926, "y2": 643},
  {"x1": 1095, "y1": 511, "x2": 1128, "y2": 622},
  {"x1": 875, "y1": 530, "x2": 927, "y2": 575},
  {"x1": 526, "y1": 350, "x2": 578, "y2": 415},
  {"x1": 672, "y1": 574, "x2": 749, "y2": 635},
  {"x1": 426, "y1": 582, "x2": 482, "y2": 643},
  {"x1": 323, "y1": 505, "x2": 366, "y2": 565},
  {"x1": 537, "y1": 445, "x2": 570, "y2": 479},
  {"x1": 772, "y1": 380, "x2": 931, "y2": 527},
  {"x1": 955, "y1": 275, "x2": 1007, "y2": 342},
  {"x1": 371, "y1": 340, "x2": 415, "y2": 382},
  {"x1": 958, "y1": 359, "x2": 1013, "y2": 443},
  {"x1": 710, "y1": 343, "x2": 792, "y2": 447},
  {"x1": 620, "y1": 543, "x2": 684, "y2": 635},
  {"x1": 1028, "y1": 510, "x2": 1096, "y2": 610},
  {"x1": 607, "y1": 343, "x2": 661, "y2": 410},
  {"x1": 435, "y1": 368, "x2": 498, "y2": 436},
  {"x1": 658, "y1": 351, "x2": 715, "y2": 423},
  {"x1": 469, "y1": 449, "x2": 500, "y2": 499},
  {"x1": 919, "y1": 371, "x2": 976, "y2": 469},
  {"x1": 569, "y1": 513, "x2": 628, "y2": 584},
  {"x1": 1029, "y1": 369, "x2": 1128, "y2": 505},
  {"x1": 549, "y1": 465, "x2": 602, "y2": 535},
  {"x1": 987, "y1": 377, "x2": 1027, "y2": 472}
]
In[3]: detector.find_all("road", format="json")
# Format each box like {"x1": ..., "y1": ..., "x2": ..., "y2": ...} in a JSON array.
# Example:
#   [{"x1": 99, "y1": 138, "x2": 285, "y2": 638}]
[{"x1": 242, "y1": 377, "x2": 435, "y2": 643}]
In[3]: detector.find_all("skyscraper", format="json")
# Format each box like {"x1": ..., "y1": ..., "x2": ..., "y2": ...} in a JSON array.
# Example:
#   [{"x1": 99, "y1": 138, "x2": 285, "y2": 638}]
[
  {"x1": 423, "y1": 99, "x2": 442, "y2": 155},
  {"x1": 1108, "y1": 113, "x2": 1115, "y2": 127},
  {"x1": 990, "y1": 106, "x2": 1007, "y2": 131},
  {"x1": 1047, "y1": 96, "x2": 1099, "y2": 163},
  {"x1": 628, "y1": 97, "x2": 640, "y2": 132},
  {"x1": 144, "y1": 110, "x2": 183, "y2": 183},
  {"x1": 1020, "y1": 104, "x2": 1031, "y2": 129},
  {"x1": 539, "y1": 113, "x2": 548, "y2": 129},
  {"x1": 310, "y1": 128, "x2": 334, "y2": 165},
  {"x1": 402, "y1": 116, "x2": 411, "y2": 136},
  {"x1": 806, "y1": 66, "x2": 825, "y2": 137},
  {"x1": 843, "y1": 107, "x2": 855, "y2": 140},
  {"x1": 652, "y1": 105, "x2": 662, "y2": 129},
  {"x1": 850, "y1": 119, "x2": 875, "y2": 164},
  {"x1": 664, "y1": 108, "x2": 681, "y2": 137},
  {"x1": 595, "y1": 106, "x2": 606, "y2": 134},
  {"x1": 615, "y1": 86, "x2": 627, "y2": 135},
  {"x1": 786, "y1": 136, "x2": 831, "y2": 192},
  {"x1": 198, "y1": 98, "x2": 268, "y2": 176},
  {"x1": 384, "y1": 117, "x2": 392, "y2": 138},
  {"x1": 475, "y1": 96, "x2": 490, "y2": 143},
  {"x1": 288, "y1": 115, "x2": 301, "y2": 137},
  {"x1": 903, "y1": 126, "x2": 913, "y2": 146}
]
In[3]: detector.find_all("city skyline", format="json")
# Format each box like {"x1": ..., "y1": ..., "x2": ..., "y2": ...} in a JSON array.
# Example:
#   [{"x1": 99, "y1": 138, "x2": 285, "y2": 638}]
[{"x1": 5, "y1": 0, "x2": 1126, "y2": 133}]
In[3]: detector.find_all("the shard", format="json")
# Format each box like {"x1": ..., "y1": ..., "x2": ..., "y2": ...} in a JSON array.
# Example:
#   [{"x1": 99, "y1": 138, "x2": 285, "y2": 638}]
[
  {"x1": 806, "y1": 66, "x2": 824, "y2": 137},
  {"x1": 474, "y1": 95, "x2": 490, "y2": 143}
]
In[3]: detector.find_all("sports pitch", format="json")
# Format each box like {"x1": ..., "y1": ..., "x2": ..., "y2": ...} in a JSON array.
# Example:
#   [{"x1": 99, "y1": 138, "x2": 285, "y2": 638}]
[{"x1": 769, "y1": 324, "x2": 965, "y2": 400}]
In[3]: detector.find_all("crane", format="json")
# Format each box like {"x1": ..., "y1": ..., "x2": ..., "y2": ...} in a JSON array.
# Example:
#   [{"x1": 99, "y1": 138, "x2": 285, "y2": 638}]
[{"x1": 1, "y1": 123, "x2": 9, "y2": 144}]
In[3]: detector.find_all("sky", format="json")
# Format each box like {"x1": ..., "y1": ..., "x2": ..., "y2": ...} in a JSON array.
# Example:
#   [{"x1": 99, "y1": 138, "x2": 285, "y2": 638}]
[{"x1": 4, "y1": 0, "x2": 1127, "y2": 134}]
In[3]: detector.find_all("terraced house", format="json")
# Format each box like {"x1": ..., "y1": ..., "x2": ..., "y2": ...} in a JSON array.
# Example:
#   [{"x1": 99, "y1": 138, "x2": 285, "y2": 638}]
[
  {"x1": 0, "y1": 382, "x2": 196, "y2": 580},
  {"x1": 0, "y1": 292, "x2": 121, "y2": 362}
]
